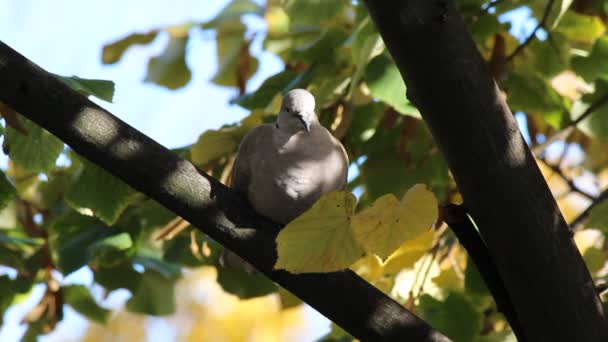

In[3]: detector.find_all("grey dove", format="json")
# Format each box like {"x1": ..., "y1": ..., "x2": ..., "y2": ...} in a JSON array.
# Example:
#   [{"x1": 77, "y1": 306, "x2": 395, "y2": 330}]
[{"x1": 221, "y1": 88, "x2": 349, "y2": 270}]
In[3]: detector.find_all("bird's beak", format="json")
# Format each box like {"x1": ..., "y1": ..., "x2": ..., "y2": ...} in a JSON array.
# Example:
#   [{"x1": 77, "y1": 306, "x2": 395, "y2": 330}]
[{"x1": 297, "y1": 114, "x2": 310, "y2": 132}]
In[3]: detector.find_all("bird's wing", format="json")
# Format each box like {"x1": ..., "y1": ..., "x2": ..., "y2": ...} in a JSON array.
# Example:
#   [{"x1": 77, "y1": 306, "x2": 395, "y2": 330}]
[{"x1": 231, "y1": 124, "x2": 272, "y2": 194}]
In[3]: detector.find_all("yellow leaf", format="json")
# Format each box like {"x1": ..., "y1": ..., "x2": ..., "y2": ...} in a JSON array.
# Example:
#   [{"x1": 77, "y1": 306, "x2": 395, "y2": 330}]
[
  {"x1": 352, "y1": 184, "x2": 438, "y2": 260},
  {"x1": 382, "y1": 230, "x2": 435, "y2": 274},
  {"x1": 432, "y1": 267, "x2": 463, "y2": 291},
  {"x1": 350, "y1": 254, "x2": 384, "y2": 282},
  {"x1": 275, "y1": 191, "x2": 364, "y2": 273}
]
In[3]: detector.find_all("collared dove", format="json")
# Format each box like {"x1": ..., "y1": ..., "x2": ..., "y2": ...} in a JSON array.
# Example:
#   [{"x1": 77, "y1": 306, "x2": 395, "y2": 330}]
[{"x1": 221, "y1": 88, "x2": 349, "y2": 270}]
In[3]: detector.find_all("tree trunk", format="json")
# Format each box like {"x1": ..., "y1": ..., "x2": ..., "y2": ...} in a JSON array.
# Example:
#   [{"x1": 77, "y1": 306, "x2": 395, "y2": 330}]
[{"x1": 364, "y1": 0, "x2": 607, "y2": 341}]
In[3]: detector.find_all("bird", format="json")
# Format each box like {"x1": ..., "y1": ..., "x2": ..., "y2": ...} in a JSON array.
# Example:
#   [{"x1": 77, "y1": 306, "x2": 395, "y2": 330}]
[{"x1": 221, "y1": 88, "x2": 349, "y2": 270}]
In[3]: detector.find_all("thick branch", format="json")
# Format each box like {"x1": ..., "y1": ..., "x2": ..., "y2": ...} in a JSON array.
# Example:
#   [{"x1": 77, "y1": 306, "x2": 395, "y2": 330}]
[
  {"x1": 0, "y1": 41, "x2": 450, "y2": 342},
  {"x1": 364, "y1": 1, "x2": 607, "y2": 341}
]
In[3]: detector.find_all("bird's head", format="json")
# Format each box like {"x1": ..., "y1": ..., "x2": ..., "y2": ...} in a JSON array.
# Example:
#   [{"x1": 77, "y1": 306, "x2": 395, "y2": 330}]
[{"x1": 276, "y1": 89, "x2": 317, "y2": 134}]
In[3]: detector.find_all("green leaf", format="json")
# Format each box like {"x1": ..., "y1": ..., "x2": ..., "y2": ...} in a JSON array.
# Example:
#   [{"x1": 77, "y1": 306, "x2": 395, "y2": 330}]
[
  {"x1": 55, "y1": 75, "x2": 115, "y2": 103},
  {"x1": 133, "y1": 253, "x2": 181, "y2": 279},
  {"x1": 285, "y1": 0, "x2": 348, "y2": 26},
  {"x1": 126, "y1": 269, "x2": 176, "y2": 316},
  {"x1": 348, "y1": 16, "x2": 384, "y2": 98},
  {"x1": 88, "y1": 233, "x2": 134, "y2": 268},
  {"x1": 201, "y1": 0, "x2": 263, "y2": 29},
  {"x1": 190, "y1": 127, "x2": 241, "y2": 166},
  {"x1": 577, "y1": 80, "x2": 608, "y2": 143},
  {"x1": 65, "y1": 158, "x2": 136, "y2": 226},
  {"x1": 94, "y1": 263, "x2": 141, "y2": 292},
  {"x1": 145, "y1": 35, "x2": 191, "y2": 89},
  {"x1": 291, "y1": 27, "x2": 350, "y2": 64},
  {"x1": 547, "y1": 0, "x2": 574, "y2": 29},
  {"x1": 586, "y1": 199, "x2": 608, "y2": 232},
  {"x1": 49, "y1": 211, "x2": 110, "y2": 275},
  {"x1": 216, "y1": 266, "x2": 278, "y2": 299},
  {"x1": 502, "y1": 71, "x2": 568, "y2": 129},
  {"x1": 417, "y1": 292, "x2": 483, "y2": 342},
  {"x1": 102, "y1": 31, "x2": 159, "y2": 64},
  {"x1": 365, "y1": 54, "x2": 419, "y2": 117},
  {"x1": 572, "y1": 36, "x2": 608, "y2": 82},
  {"x1": 0, "y1": 170, "x2": 16, "y2": 211},
  {"x1": 232, "y1": 71, "x2": 300, "y2": 110},
  {"x1": 5, "y1": 116, "x2": 63, "y2": 173},
  {"x1": 555, "y1": 11, "x2": 605, "y2": 43},
  {"x1": 63, "y1": 284, "x2": 110, "y2": 323},
  {"x1": 211, "y1": 20, "x2": 259, "y2": 88}
]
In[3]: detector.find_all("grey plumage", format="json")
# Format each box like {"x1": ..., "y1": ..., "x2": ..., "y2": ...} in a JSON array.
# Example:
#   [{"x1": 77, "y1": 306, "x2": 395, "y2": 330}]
[{"x1": 221, "y1": 88, "x2": 349, "y2": 271}]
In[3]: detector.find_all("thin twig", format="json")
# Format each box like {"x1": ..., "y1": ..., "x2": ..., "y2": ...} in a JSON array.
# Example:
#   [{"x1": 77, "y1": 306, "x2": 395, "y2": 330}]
[
  {"x1": 506, "y1": 0, "x2": 555, "y2": 62},
  {"x1": 570, "y1": 189, "x2": 608, "y2": 233},
  {"x1": 532, "y1": 92, "x2": 608, "y2": 156},
  {"x1": 537, "y1": 157, "x2": 596, "y2": 201}
]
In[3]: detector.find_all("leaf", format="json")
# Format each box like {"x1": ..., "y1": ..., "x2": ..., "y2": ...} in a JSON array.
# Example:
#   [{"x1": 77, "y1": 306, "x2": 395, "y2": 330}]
[
  {"x1": 0, "y1": 170, "x2": 16, "y2": 211},
  {"x1": 417, "y1": 292, "x2": 483, "y2": 342},
  {"x1": 65, "y1": 158, "x2": 136, "y2": 226},
  {"x1": 145, "y1": 35, "x2": 191, "y2": 89},
  {"x1": 126, "y1": 269, "x2": 176, "y2": 316},
  {"x1": 290, "y1": 27, "x2": 350, "y2": 64},
  {"x1": 365, "y1": 54, "x2": 419, "y2": 117},
  {"x1": 583, "y1": 247, "x2": 606, "y2": 275},
  {"x1": 502, "y1": 71, "x2": 569, "y2": 129},
  {"x1": 232, "y1": 70, "x2": 300, "y2": 110},
  {"x1": 348, "y1": 16, "x2": 384, "y2": 98},
  {"x1": 586, "y1": 200, "x2": 608, "y2": 232},
  {"x1": 49, "y1": 211, "x2": 110, "y2": 275},
  {"x1": 88, "y1": 232, "x2": 134, "y2": 268},
  {"x1": 211, "y1": 20, "x2": 259, "y2": 88},
  {"x1": 275, "y1": 191, "x2": 364, "y2": 273},
  {"x1": 102, "y1": 31, "x2": 159, "y2": 64},
  {"x1": 133, "y1": 253, "x2": 181, "y2": 279},
  {"x1": 352, "y1": 184, "x2": 437, "y2": 260},
  {"x1": 577, "y1": 80, "x2": 608, "y2": 143},
  {"x1": 278, "y1": 287, "x2": 302, "y2": 309},
  {"x1": 285, "y1": 0, "x2": 348, "y2": 26},
  {"x1": 63, "y1": 285, "x2": 110, "y2": 323},
  {"x1": 572, "y1": 36, "x2": 608, "y2": 82},
  {"x1": 548, "y1": 0, "x2": 574, "y2": 29},
  {"x1": 555, "y1": 11, "x2": 605, "y2": 44},
  {"x1": 94, "y1": 263, "x2": 141, "y2": 292},
  {"x1": 190, "y1": 127, "x2": 241, "y2": 166},
  {"x1": 382, "y1": 230, "x2": 435, "y2": 274},
  {"x1": 55, "y1": 75, "x2": 115, "y2": 103},
  {"x1": 474, "y1": 330, "x2": 517, "y2": 342},
  {"x1": 216, "y1": 266, "x2": 278, "y2": 299},
  {"x1": 201, "y1": 0, "x2": 263, "y2": 29},
  {"x1": 5, "y1": 116, "x2": 63, "y2": 173}
]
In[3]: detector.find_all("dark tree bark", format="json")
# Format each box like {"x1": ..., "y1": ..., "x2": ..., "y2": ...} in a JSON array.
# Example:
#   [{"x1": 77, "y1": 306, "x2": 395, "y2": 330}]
[
  {"x1": 364, "y1": 1, "x2": 608, "y2": 341},
  {"x1": 0, "y1": 41, "x2": 451, "y2": 342}
]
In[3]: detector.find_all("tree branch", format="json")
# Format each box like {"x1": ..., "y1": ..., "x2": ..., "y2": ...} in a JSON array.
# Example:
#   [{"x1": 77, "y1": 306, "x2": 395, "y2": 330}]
[
  {"x1": 505, "y1": 0, "x2": 555, "y2": 62},
  {"x1": 570, "y1": 188, "x2": 608, "y2": 233},
  {"x1": 363, "y1": 0, "x2": 607, "y2": 341},
  {"x1": 531, "y1": 92, "x2": 608, "y2": 156},
  {"x1": 0, "y1": 41, "x2": 450, "y2": 342},
  {"x1": 442, "y1": 204, "x2": 526, "y2": 342}
]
